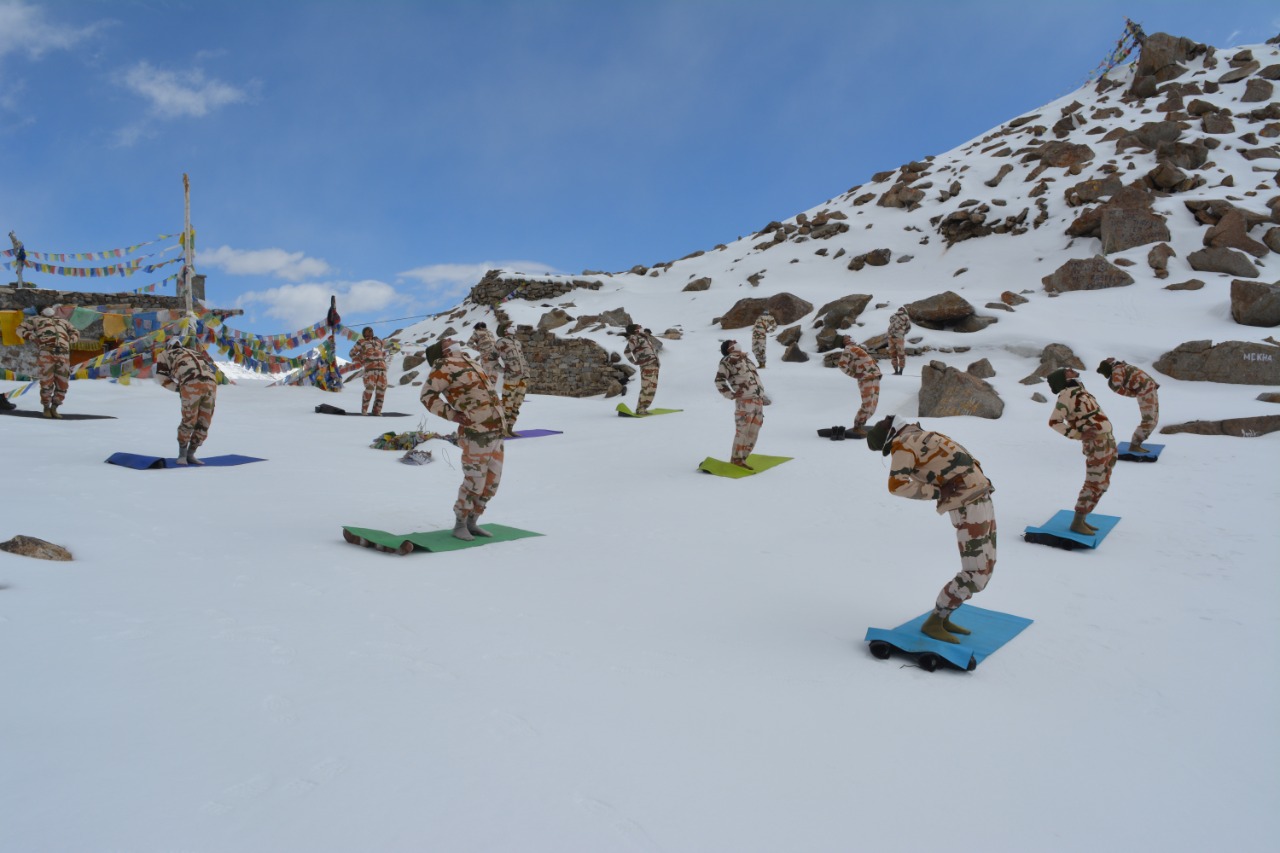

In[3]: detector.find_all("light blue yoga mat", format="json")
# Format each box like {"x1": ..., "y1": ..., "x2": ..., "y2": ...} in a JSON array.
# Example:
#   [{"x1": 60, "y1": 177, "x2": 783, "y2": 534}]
[
  {"x1": 1024, "y1": 510, "x2": 1121, "y2": 549},
  {"x1": 865, "y1": 604, "x2": 1034, "y2": 671}
]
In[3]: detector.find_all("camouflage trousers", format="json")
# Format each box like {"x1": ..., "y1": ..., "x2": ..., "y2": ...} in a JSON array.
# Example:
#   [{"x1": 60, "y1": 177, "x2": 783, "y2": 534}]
[
  {"x1": 853, "y1": 377, "x2": 880, "y2": 428},
  {"x1": 935, "y1": 496, "x2": 997, "y2": 617},
  {"x1": 502, "y1": 376, "x2": 527, "y2": 432},
  {"x1": 177, "y1": 379, "x2": 217, "y2": 450},
  {"x1": 888, "y1": 337, "x2": 906, "y2": 372},
  {"x1": 455, "y1": 430, "x2": 504, "y2": 518},
  {"x1": 361, "y1": 367, "x2": 387, "y2": 414},
  {"x1": 1076, "y1": 430, "x2": 1118, "y2": 514},
  {"x1": 1132, "y1": 389, "x2": 1159, "y2": 446},
  {"x1": 636, "y1": 363, "x2": 659, "y2": 414},
  {"x1": 37, "y1": 350, "x2": 71, "y2": 408},
  {"x1": 731, "y1": 397, "x2": 764, "y2": 464},
  {"x1": 752, "y1": 336, "x2": 767, "y2": 367}
]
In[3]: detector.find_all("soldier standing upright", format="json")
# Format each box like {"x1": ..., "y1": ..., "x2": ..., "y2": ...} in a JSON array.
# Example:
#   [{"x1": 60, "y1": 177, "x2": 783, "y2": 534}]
[
  {"x1": 623, "y1": 323, "x2": 660, "y2": 415},
  {"x1": 836, "y1": 335, "x2": 881, "y2": 438},
  {"x1": 349, "y1": 327, "x2": 388, "y2": 416},
  {"x1": 16, "y1": 306, "x2": 79, "y2": 418},
  {"x1": 466, "y1": 322, "x2": 500, "y2": 381},
  {"x1": 1096, "y1": 358, "x2": 1160, "y2": 453},
  {"x1": 886, "y1": 306, "x2": 912, "y2": 376},
  {"x1": 751, "y1": 309, "x2": 777, "y2": 368},
  {"x1": 866, "y1": 415, "x2": 997, "y2": 644},
  {"x1": 420, "y1": 337, "x2": 507, "y2": 540},
  {"x1": 494, "y1": 324, "x2": 528, "y2": 436},
  {"x1": 1047, "y1": 367, "x2": 1118, "y2": 535},
  {"x1": 715, "y1": 340, "x2": 771, "y2": 470},
  {"x1": 154, "y1": 335, "x2": 218, "y2": 465}
]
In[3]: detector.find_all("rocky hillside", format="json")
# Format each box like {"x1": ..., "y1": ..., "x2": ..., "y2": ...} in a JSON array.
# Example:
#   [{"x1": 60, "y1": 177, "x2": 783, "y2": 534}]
[{"x1": 384, "y1": 31, "x2": 1280, "y2": 427}]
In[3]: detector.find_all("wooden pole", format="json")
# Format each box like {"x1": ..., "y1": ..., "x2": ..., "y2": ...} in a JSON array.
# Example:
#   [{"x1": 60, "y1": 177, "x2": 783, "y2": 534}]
[{"x1": 183, "y1": 173, "x2": 193, "y2": 315}]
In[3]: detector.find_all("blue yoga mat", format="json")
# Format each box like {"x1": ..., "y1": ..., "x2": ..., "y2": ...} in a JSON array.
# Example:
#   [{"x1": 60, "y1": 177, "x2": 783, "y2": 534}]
[
  {"x1": 1117, "y1": 441, "x2": 1164, "y2": 462},
  {"x1": 1024, "y1": 510, "x2": 1121, "y2": 549},
  {"x1": 865, "y1": 604, "x2": 1035, "y2": 671},
  {"x1": 106, "y1": 452, "x2": 267, "y2": 470},
  {"x1": 505, "y1": 429, "x2": 563, "y2": 440}
]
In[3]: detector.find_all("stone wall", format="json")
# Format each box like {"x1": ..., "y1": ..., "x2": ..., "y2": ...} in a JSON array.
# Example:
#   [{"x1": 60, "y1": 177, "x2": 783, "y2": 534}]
[
  {"x1": 468, "y1": 269, "x2": 602, "y2": 306},
  {"x1": 513, "y1": 327, "x2": 627, "y2": 398}
]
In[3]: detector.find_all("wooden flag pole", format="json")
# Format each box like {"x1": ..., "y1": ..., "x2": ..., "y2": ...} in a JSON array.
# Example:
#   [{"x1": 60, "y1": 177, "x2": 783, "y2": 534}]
[{"x1": 182, "y1": 173, "x2": 193, "y2": 315}]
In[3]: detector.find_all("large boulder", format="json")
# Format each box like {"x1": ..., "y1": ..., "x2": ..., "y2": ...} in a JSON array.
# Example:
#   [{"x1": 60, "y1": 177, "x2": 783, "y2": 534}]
[
  {"x1": 1131, "y1": 33, "x2": 1205, "y2": 94},
  {"x1": 918, "y1": 360, "x2": 1004, "y2": 419},
  {"x1": 719, "y1": 293, "x2": 814, "y2": 329},
  {"x1": 1231, "y1": 279, "x2": 1280, "y2": 327},
  {"x1": 1204, "y1": 210, "x2": 1270, "y2": 258},
  {"x1": 1042, "y1": 257, "x2": 1135, "y2": 293},
  {"x1": 1100, "y1": 209, "x2": 1171, "y2": 253},
  {"x1": 0, "y1": 535, "x2": 73, "y2": 561},
  {"x1": 1154, "y1": 340, "x2": 1280, "y2": 384},
  {"x1": 1019, "y1": 343, "x2": 1085, "y2": 384},
  {"x1": 1161, "y1": 414, "x2": 1280, "y2": 437},
  {"x1": 905, "y1": 291, "x2": 975, "y2": 328},
  {"x1": 537, "y1": 308, "x2": 574, "y2": 331},
  {"x1": 1187, "y1": 247, "x2": 1260, "y2": 278},
  {"x1": 816, "y1": 294, "x2": 873, "y2": 328}
]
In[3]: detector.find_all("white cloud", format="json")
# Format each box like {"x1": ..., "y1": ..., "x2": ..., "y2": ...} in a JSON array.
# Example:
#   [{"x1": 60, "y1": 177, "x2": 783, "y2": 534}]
[
  {"x1": 118, "y1": 60, "x2": 249, "y2": 118},
  {"x1": 236, "y1": 280, "x2": 404, "y2": 330},
  {"x1": 397, "y1": 260, "x2": 561, "y2": 303},
  {"x1": 0, "y1": 1, "x2": 102, "y2": 61},
  {"x1": 199, "y1": 245, "x2": 333, "y2": 282}
]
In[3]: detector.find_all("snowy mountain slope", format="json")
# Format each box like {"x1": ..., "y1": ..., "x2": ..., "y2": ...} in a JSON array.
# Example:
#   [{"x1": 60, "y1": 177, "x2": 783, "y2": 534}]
[{"x1": 2, "y1": 34, "x2": 1278, "y2": 853}]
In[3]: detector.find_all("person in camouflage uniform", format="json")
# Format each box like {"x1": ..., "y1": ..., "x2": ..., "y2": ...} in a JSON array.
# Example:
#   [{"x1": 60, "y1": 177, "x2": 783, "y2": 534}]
[
  {"x1": 466, "y1": 322, "x2": 501, "y2": 382},
  {"x1": 154, "y1": 336, "x2": 218, "y2": 465},
  {"x1": 1048, "y1": 367, "x2": 1117, "y2": 535},
  {"x1": 1097, "y1": 357, "x2": 1160, "y2": 453},
  {"x1": 623, "y1": 323, "x2": 660, "y2": 415},
  {"x1": 866, "y1": 415, "x2": 996, "y2": 644},
  {"x1": 420, "y1": 337, "x2": 507, "y2": 540},
  {"x1": 751, "y1": 309, "x2": 778, "y2": 368},
  {"x1": 16, "y1": 306, "x2": 80, "y2": 418},
  {"x1": 886, "y1": 306, "x2": 912, "y2": 376},
  {"x1": 715, "y1": 340, "x2": 771, "y2": 469},
  {"x1": 836, "y1": 335, "x2": 881, "y2": 437},
  {"x1": 494, "y1": 324, "x2": 528, "y2": 436},
  {"x1": 349, "y1": 327, "x2": 388, "y2": 415}
]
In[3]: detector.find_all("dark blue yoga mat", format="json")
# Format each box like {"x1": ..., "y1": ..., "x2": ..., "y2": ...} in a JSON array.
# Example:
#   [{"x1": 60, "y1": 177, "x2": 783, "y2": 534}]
[{"x1": 106, "y1": 452, "x2": 266, "y2": 470}]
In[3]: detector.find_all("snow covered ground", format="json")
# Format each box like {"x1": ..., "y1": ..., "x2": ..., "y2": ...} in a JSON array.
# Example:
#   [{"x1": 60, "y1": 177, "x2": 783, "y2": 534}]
[{"x1": 3, "y1": 36, "x2": 1279, "y2": 853}]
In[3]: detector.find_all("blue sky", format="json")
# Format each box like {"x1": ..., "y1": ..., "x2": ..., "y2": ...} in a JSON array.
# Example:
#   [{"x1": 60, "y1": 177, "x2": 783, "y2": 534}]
[{"x1": 2, "y1": 0, "x2": 1277, "y2": 338}]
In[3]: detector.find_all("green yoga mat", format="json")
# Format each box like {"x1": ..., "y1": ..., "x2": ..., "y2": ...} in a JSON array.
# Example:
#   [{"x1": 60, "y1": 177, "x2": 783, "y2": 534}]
[
  {"x1": 616, "y1": 403, "x2": 682, "y2": 417},
  {"x1": 343, "y1": 523, "x2": 543, "y2": 554},
  {"x1": 697, "y1": 454, "x2": 793, "y2": 478}
]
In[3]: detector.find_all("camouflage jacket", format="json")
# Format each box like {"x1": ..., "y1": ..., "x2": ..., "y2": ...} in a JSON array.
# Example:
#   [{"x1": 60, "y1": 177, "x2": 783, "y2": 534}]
[
  {"x1": 752, "y1": 314, "x2": 778, "y2": 340},
  {"x1": 155, "y1": 346, "x2": 216, "y2": 391},
  {"x1": 887, "y1": 423, "x2": 993, "y2": 514},
  {"x1": 837, "y1": 343, "x2": 881, "y2": 381},
  {"x1": 1050, "y1": 385, "x2": 1114, "y2": 442},
  {"x1": 349, "y1": 337, "x2": 388, "y2": 371},
  {"x1": 715, "y1": 351, "x2": 766, "y2": 401},
  {"x1": 624, "y1": 333, "x2": 659, "y2": 367},
  {"x1": 467, "y1": 328, "x2": 497, "y2": 358},
  {"x1": 16, "y1": 315, "x2": 79, "y2": 353},
  {"x1": 1107, "y1": 362, "x2": 1159, "y2": 398},
  {"x1": 495, "y1": 335, "x2": 528, "y2": 378},
  {"x1": 887, "y1": 309, "x2": 912, "y2": 340},
  {"x1": 420, "y1": 351, "x2": 506, "y2": 439}
]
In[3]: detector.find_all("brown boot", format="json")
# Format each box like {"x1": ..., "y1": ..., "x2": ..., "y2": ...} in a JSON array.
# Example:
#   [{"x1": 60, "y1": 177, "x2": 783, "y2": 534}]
[
  {"x1": 42, "y1": 406, "x2": 53, "y2": 419},
  {"x1": 1070, "y1": 512, "x2": 1097, "y2": 535},
  {"x1": 731, "y1": 460, "x2": 754, "y2": 471},
  {"x1": 920, "y1": 613, "x2": 960, "y2": 644},
  {"x1": 1128, "y1": 443, "x2": 1150, "y2": 454},
  {"x1": 943, "y1": 617, "x2": 971, "y2": 636}
]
